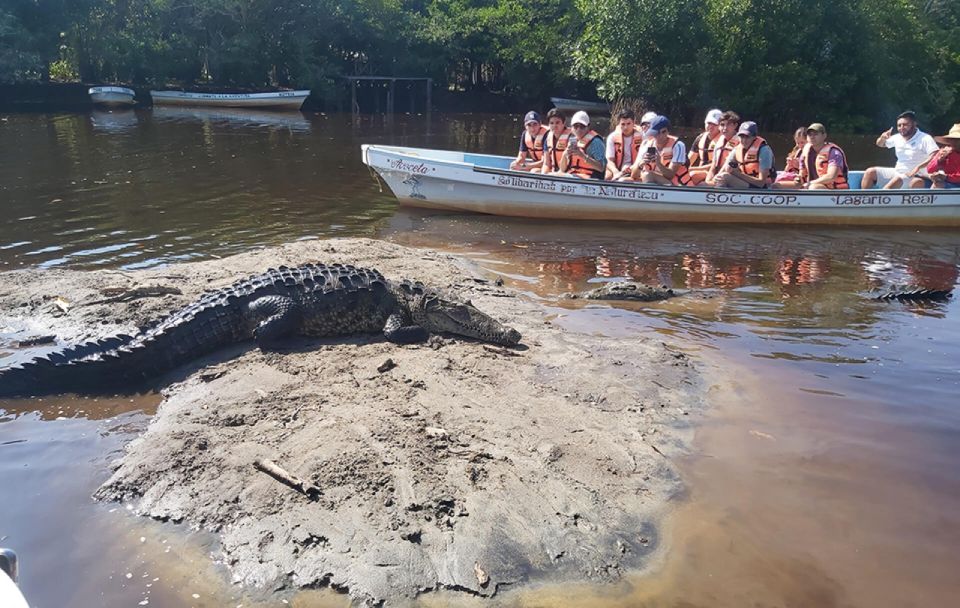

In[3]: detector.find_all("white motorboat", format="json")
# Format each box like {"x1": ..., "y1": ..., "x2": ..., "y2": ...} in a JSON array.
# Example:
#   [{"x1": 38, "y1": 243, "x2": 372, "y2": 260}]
[
  {"x1": 88, "y1": 86, "x2": 136, "y2": 107},
  {"x1": 362, "y1": 144, "x2": 960, "y2": 226},
  {"x1": 0, "y1": 549, "x2": 27, "y2": 608},
  {"x1": 149, "y1": 89, "x2": 310, "y2": 110}
]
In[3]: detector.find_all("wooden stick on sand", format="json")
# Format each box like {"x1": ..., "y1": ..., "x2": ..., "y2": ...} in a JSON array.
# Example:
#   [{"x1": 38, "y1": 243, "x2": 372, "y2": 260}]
[{"x1": 253, "y1": 459, "x2": 322, "y2": 500}]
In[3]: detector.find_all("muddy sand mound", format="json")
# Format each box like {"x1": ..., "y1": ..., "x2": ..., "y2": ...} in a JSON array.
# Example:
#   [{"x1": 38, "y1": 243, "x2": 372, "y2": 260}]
[{"x1": 0, "y1": 238, "x2": 705, "y2": 606}]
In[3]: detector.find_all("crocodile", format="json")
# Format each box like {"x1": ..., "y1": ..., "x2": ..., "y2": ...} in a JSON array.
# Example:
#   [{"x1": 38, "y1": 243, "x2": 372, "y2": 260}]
[
  {"x1": 566, "y1": 282, "x2": 953, "y2": 303},
  {"x1": 564, "y1": 283, "x2": 683, "y2": 302},
  {"x1": 869, "y1": 287, "x2": 953, "y2": 302},
  {"x1": 0, "y1": 263, "x2": 521, "y2": 397}
]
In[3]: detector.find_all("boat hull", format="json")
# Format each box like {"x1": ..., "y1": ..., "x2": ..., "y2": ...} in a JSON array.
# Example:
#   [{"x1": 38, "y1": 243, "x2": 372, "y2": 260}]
[
  {"x1": 88, "y1": 86, "x2": 136, "y2": 107},
  {"x1": 362, "y1": 145, "x2": 960, "y2": 226},
  {"x1": 149, "y1": 90, "x2": 309, "y2": 109},
  {"x1": 550, "y1": 97, "x2": 611, "y2": 114}
]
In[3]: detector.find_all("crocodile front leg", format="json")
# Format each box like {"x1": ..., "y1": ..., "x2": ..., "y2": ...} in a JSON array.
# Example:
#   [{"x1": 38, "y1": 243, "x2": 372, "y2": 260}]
[
  {"x1": 383, "y1": 312, "x2": 428, "y2": 344},
  {"x1": 248, "y1": 296, "x2": 302, "y2": 348}
]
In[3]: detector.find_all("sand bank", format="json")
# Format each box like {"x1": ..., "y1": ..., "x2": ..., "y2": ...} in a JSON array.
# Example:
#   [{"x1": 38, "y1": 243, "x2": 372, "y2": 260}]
[{"x1": 0, "y1": 238, "x2": 706, "y2": 606}]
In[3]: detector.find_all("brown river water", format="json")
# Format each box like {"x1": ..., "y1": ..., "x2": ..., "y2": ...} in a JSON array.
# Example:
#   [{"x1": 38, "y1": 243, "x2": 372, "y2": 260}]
[{"x1": 1, "y1": 111, "x2": 958, "y2": 607}]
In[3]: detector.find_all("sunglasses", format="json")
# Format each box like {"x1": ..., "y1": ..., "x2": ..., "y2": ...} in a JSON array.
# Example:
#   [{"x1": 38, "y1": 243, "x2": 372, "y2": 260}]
[{"x1": 572, "y1": 124, "x2": 588, "y2": 129}]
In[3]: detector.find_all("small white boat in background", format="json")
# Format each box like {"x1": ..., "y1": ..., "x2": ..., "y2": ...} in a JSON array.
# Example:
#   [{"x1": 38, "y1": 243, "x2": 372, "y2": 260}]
[
  {"x1": 149, "y1": 89, "x2": 310, "y2": 110},
  {"x1": 362, "y1": 144, "x2": 960, "y2": 226},
  {"x1": 88, "y1": 86, "x2": 136, "y2": 107},
  {"x1": 550, "y1": 97, "x2": 611, "y2": 115}
]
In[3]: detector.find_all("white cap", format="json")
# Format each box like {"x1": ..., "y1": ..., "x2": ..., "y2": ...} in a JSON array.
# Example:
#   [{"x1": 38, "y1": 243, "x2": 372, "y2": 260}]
[
  {"x1": 640, "y1": 111, "x2": 658, "y2": 124},
  {"x1": 705, "y1": 108, "x2": 723, "y2": 126},
  {"x1": 571, "y1": 111, "x2": 590, "y2": 126}
]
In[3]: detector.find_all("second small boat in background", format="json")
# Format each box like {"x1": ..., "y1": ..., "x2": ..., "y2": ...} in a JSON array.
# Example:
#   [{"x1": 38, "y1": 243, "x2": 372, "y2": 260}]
[
  {"x1": 88, "y1": 86, "x2": 136, "y2": 107},
  {"x1": 149, "y1": 90, "x2": 310, "y2": 110},
  {"x1": 549, "y1": 97, "x2": 611, "y2": 115}
]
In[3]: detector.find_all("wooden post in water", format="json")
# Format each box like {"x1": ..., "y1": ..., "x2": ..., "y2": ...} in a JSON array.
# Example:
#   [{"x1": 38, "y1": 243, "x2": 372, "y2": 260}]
[
  {"x1": 351, "y1": 79, "x2": 357, "y2": 115},
  {"x1": 427, "y1": 78, "x2": 433, "y2": 116},
  {"x1": 387, "y1": 79, "x2": 395, "y2": 115}
]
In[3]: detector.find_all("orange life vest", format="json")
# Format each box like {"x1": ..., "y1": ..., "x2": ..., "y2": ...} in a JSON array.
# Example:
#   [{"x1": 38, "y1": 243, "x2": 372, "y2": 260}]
[
  {"x1": 610, "y1": 128, "x2": 643, "y2": 169},
  {"x1": 546, "y1": 128, "x2": 571, "y2": 171},
  {"x1": 641, "y1": 135, "x2": 692, "y2": 186},
  {"x1": 567, "y1": 130, "x2": 603, "y2": 179},
  {"x1": 711, "y1": 135, "x2": 740, "y2": 172},
  {"x1": 734, "y1": 136, "x2": 775, "y2": 184},
  {"x1": 800, "y1": 142, "x2": 849, "y2": 189},
  {"x1": 691, "y1": 130, "x2": 721, "y2": 166},
  {"x1": 523, "y1": 126, "x2": 548, "y2": 162}
]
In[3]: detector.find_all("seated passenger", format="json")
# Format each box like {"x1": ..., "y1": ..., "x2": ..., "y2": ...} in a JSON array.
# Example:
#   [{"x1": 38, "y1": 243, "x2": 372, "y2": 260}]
[
  {"x1": 687, "y1": 108, "x2": 723, "y2": 185},
  {"x1": 510, "y1": 111, "x2": 548, "y2": 172},
  {"x1": 605, "y1": 109, "x2": 642, "y2": 180},
  {"x1": 541, "y1": 108, "x2": 571, "y2": 174},
  {"x1": 799, "y1": 123, "x2": 849, "y2": 190},
  {"x1": 630, "y1": 115, "x2": 691, "y2": 186},
  {"x1": 715, "y1": 122, "x2": 776, "y2": 189},
  {"x1": 639, "y1": 111, "x2": 658, "y2": 133},
  {"x1": 912, "y1": 124, "x2": 960, "y2": 189},
  {"x1": 861, "y1": 111, "x2": 939, "y2": 189},
  {"x1": 558, "y1": 111, "x2": 606, "y2": 179},
  {"x1": 773, "y1": 127, "x2": 807, "y2": 188},
  {"x1": 703, "y1": 111, "x2": 741, "y2": 187}
]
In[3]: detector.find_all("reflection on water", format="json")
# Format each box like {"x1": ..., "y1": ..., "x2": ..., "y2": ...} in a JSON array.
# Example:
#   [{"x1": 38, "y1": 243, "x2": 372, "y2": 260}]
[
  {"x1": 387, "y1": 212, "x2": 960, "y2": 607},
  {"x1": 151, "y1": 106, "x2": 314, "y2": 132},
  {"x1": 1, "y1": 113, "x2": 959, "y2": 607}
]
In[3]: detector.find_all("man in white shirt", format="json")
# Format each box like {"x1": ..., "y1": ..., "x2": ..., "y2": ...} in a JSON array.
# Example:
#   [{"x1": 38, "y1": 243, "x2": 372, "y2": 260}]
[{"x1": 861, "y1": 111, "x2": 939, "y2": 189}]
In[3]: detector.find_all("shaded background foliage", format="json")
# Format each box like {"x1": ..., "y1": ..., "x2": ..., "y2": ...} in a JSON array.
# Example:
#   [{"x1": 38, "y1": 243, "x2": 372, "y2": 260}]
[{"x1": 0, "y1": 0, "x2": 956, "y2": 130}]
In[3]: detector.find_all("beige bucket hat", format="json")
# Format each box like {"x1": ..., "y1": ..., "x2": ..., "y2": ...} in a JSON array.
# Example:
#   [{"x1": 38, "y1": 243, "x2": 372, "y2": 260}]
[{"x1": 934, "y1": 123, "x2": 960, "y2": 145}]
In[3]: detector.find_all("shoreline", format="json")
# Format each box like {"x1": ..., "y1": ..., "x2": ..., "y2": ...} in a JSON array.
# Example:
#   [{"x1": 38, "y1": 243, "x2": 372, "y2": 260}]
[{"x1": 0, "y1": 238, "x2": 709, "y2": 606}]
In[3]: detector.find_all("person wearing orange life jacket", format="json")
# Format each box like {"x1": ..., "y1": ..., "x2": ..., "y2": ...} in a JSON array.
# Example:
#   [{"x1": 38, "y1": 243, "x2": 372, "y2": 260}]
[
  {"x1": 687, "y1": 108, "x2": 723, "y2": 185},
  {"x1": 510, "y1": 110, "x2": 548, "y2": 172},
  {"x1": 630, "y1": 115, "x2": 691, "y2": 186},
  {"x1": 559, "y1": 111, "x2": 606, "y2": 180},
  {"x1": 541, "y1": 108, "x2": 572, "y2": 174},
  {"x1": 703, "y1": 111, "x2": 741, "y2": 187},
  {"x1": 715, "y1": 122, "x2": 777, "y2": 189},
  {"x1": 799, "y1": 123, "x2": 849, "y2": 190},
  {"x1": 605, "y1": 109, "x2": 643, "y2": 181}
]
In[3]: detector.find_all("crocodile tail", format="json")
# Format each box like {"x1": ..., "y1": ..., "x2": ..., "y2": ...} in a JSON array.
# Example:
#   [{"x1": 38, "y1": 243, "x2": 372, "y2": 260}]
[
  {"x1": 0, "y1": 336, "x2": 148, "y2": 398},
  {"x1": 875, "y1": 288, "x2": 953, "y2": 301}
]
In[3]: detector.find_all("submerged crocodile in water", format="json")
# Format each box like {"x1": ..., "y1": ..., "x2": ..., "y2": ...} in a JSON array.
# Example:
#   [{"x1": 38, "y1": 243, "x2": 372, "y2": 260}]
[
  {"x1": 564, "y1": 283, "x2": 686, "y2": 302},
  {"x1": 0, "y1": 263, "x2": 521, "y2": 397},
  {"x1": 565, "y1": 282, "x2": 953, "y2": 303}
]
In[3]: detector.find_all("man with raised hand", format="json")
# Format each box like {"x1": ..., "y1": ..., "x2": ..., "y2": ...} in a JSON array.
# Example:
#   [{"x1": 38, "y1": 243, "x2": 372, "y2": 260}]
[{"x1": 861, "y1": 111, "x2": 939, "y2": 189}]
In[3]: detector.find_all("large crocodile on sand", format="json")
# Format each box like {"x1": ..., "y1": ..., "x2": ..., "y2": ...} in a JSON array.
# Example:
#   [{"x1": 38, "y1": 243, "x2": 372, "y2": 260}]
[{"x1": 0, "y1": 263, "x2": 521, "y2": 397}]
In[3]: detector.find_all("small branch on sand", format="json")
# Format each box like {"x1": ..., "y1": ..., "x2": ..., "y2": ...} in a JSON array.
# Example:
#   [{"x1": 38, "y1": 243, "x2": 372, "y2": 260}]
[
  {"x1": 15, "y1": 335, "x2": 56, "y2": 347},
  {"x1": 253, "y1": 459, "x2": 321, "y2": 500},
  {"x1": 482, "y1": 345, "x2": 521, "y2": 357},
  {"x1": 83, "y1": 286, "x2": 183, "y2": 306}
]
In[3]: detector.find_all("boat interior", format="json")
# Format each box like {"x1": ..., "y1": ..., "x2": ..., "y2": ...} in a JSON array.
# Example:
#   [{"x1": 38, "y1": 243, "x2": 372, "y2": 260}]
[{"x1": 379, "y1": 146, "x2": 882, "y2": 189}]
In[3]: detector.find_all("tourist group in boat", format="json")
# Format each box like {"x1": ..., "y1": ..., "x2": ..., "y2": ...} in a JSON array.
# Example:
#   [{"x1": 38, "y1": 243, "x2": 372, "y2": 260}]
[{"x1": 509, "y1": 108, "x2": 960, "y2": 191}]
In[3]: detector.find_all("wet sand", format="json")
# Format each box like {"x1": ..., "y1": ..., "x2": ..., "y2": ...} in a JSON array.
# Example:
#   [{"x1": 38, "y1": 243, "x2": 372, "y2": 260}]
[{"x1": 0, "y1": 238, "x2": 707, "y2": 606}]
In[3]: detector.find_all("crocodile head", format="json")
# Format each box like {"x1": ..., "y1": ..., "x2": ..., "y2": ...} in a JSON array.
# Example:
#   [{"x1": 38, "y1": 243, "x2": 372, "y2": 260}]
[{"x1": 412, "y1": 293, "x2": 521, "y2": 346}]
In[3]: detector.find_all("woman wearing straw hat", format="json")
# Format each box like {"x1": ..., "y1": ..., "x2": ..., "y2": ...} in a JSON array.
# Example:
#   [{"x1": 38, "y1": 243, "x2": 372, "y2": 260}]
[{"x1": 910, "y1": 124, "x2": 960, "y2": 189}]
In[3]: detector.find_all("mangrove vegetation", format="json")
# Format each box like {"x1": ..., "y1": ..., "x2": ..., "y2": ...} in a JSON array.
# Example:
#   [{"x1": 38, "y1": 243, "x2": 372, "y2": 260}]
[{"x1": 0, "y1": 0, "x2": 957, "y2": 129}]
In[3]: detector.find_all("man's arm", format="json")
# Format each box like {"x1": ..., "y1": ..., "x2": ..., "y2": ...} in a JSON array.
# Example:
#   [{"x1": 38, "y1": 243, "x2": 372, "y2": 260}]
[{"x1": 875, "y1": 129, "x2": 894, "y2": 148}]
